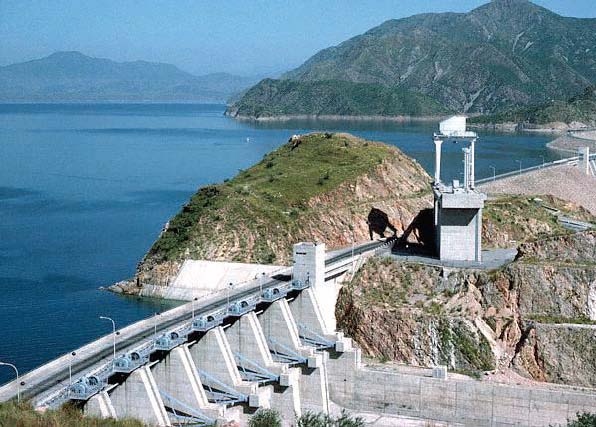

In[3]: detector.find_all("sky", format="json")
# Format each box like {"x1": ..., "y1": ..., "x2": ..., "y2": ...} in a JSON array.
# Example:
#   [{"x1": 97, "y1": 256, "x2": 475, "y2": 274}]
[{"x1": 1, "y1": 0, "x2": 595, "y2": 76}]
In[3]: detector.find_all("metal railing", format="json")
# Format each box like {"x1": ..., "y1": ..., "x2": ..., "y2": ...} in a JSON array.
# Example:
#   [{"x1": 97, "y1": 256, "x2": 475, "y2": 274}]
[{"x1": 475, "y1": 155, "x2": 591, "y2": 185}]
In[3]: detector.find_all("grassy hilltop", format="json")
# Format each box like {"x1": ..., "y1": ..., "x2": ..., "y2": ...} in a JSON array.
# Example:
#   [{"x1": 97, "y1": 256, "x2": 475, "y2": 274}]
[{"x1": 136, "y1": 132, "x2": 432, "y2": 286}]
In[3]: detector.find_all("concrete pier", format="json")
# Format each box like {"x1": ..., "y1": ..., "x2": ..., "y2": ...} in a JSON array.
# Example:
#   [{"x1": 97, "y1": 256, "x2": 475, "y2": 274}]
[
  {"x1": 188, "y1": 327, "x2": 267, "y2": 408},
  {"x1": 225, "y1": 312, "x2": 302, "y2": 424},
  {"x1": 259, "y1": 299, "x2": 329, "y2": 414},
  {"x1": 109, "y1": 366, "x2": 171, "y2": 426},
  {"x1": 151, "y1": 345, "x2": 222, "y2": 421},
  {"x1": 84, "y1": 391, "x2": 117, "y2": 419}
]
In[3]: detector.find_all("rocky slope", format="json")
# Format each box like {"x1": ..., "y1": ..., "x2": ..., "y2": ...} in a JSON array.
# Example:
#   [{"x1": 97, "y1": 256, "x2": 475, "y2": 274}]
[
  {"x1": 133, "y1": 133, "x2": 433, "y2": 289},
  {"x1": 337, "y1": 228, "x2": 596, "y2": 387},
  {"x1": 229, "y1": 0, "x2": 596, "y2": 117}
]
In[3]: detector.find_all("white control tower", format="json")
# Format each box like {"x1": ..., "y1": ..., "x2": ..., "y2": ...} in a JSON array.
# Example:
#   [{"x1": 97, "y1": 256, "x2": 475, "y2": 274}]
[{"x1": 432, "y1": 116, "x2": 486, "y2": 262}]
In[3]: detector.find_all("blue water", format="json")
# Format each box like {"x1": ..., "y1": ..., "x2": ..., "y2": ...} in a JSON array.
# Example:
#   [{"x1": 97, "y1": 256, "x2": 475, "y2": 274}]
[{"x1": 0, "y1": 103, "x2": 555, "y2": 385}]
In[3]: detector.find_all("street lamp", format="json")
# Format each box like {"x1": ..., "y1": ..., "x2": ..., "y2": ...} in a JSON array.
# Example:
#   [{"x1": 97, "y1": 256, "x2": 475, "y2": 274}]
[
  {"x1": 260, "y1": 273, "x2": 265, "y2": 296},
  {"x1": 191, "y1": 297, "x2": 198, "y2": 320},
  {"x1": 489, "y1": 165, "x2": 496, "y2": 181},
  {"x1": 516, "y1": 160, "x2": 522, "y2": 175},
  {"x1": 0, "y1": 362, "x2": 19, "y2": 403},
  {"x1": 227, "y1": 282, "x2": 233, "y2": 312},
  {"x1": 68, "y1": 351, "x2": 76, "y2": 387},
  {"x1": 153, "y1": 313, "x2": 161, "y2": 339},
  {"x1": 99, "y1": 316, "x2": 116, "y2": 361}
]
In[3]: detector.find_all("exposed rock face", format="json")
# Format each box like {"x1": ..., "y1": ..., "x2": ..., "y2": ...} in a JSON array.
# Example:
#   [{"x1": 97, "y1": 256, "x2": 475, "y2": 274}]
[{"x1": 337, "y1": 231, "x2": 596, "y2": 387}]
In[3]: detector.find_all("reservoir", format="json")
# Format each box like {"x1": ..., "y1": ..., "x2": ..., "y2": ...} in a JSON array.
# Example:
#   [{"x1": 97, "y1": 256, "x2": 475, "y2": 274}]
[{"x1": 0, "y1": 103, "x2": 554, "y2": 384}]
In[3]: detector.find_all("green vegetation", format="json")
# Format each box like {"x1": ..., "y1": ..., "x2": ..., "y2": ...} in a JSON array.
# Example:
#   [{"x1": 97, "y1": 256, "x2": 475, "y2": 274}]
[
  {"x1": 471, "y1": 86, "x2": 596, "y2": 126},
  {"x1": 482, "y1": 195, "x2": 588, "y2": 248},
  {"x1": 249, "y1": 409, "x2": 282, "y2": 427},
  {"x1": 296, "y1": 410, "x2": 364, "y2": 427},
  {"x1": 0, "y1": 401, "x2": 142, "y2": 427},
  {"x1": 436, "y1": 319, "x2": 495, "y2": 372},
  {"x1": 228, "y1": 1, "x2": 596, "y2": 116},
  {"x1": 567, "y1": 412, "x2": 596, "y2": 427},
  {"x1": 228, "y1": 79, "x2": 449, "y2": 118},
  {"x1": 147, "y1": 133, "x2": 394, "y2": 263}
]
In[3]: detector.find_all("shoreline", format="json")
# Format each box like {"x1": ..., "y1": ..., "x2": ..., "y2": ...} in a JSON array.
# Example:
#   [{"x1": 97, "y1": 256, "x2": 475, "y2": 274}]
[{"x1": 226, "y1": 112, "x2": 449, "y2": 123}]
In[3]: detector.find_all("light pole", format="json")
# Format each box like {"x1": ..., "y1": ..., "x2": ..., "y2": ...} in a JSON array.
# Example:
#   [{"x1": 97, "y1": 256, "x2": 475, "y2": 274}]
[
  {"x1": 260, "y1": 273, "x2": 265, "y2": 296},
  {"x1": 489, "y1": 165, "x2": 496, "y2": 181},
  {"x1": 191, "y1": 297, "x2": 198, "y2": 320},
  {"x1": 540, "y1": 155, "x2": 545, "y2": 168},
  {"x1": 516, "y1": 160, "x2": 522, "y2": 175},
  {"x1": 153, "y1": 312, "x2": 160, "y2": 339},
  {"x1": 0, "y1": 362, "x2": 19, "y2": 403},
  {"x1": 99, "y1": 316, "x2": 116, "y2": 361},
  {"x1": 227, "y1": 282, "x2": 233, "y2": 312},
  {"x1": 68, "y1": 351, "x2": 76, "y2": 387}
]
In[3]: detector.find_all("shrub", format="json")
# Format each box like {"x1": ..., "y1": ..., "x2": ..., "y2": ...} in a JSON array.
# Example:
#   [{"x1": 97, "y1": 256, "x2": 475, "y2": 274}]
[
  {"x1": 296, "y1": 410, "x2": 364, "y2": 427},
  {"x1": 567, "y1": 412, "x2": 596, "y2": 427},
  {"x1": 249, "y1": 409, "x2": 282, "y2": 427}
]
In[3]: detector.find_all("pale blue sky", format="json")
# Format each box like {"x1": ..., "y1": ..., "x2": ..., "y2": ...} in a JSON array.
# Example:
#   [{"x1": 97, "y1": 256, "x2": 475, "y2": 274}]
[{"x1": 1, "y1": 1, "x2": 594, "y2": 76}]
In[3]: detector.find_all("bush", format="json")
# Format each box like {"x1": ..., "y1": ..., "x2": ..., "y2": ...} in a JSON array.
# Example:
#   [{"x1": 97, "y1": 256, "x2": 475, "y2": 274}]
[
  {"x1": 0, "y1": 401, "x2": 143, "y2": 427},
  {"x1": 567, "y1": 412, "x2": 596, "y2": 427},
  {"x1": 249, "y1": 409, "x2": 282, "y2": 427},
  {"x1": 296, "y1": 410, "x2": 364, "y2": 427}
]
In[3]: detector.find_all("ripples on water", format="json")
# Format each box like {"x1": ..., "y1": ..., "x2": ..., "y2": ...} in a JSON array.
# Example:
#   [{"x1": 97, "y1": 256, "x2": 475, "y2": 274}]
[{"x1": 0, "y1": 103, "x2": 555, "y2": 384}]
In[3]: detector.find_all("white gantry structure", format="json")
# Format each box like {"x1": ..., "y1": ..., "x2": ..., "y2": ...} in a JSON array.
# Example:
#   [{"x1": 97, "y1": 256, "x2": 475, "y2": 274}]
[{"x1": 433, "y1": 116, "x2": 486, "y2": 263}]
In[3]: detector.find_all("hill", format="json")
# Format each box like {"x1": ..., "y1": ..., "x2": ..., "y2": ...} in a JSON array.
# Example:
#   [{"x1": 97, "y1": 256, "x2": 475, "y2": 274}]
[
  {"x1": 0, "y1": 51, "x2": 258, "y2": 103},
  {"x1": 229, "y1": 0, "x2": 596, "y2": 118},
  {"x1": 133, "y1": 132, "x2": 433, "y2": 288},
  {"x1": 225, "y1": 79, "x2": 450, "y2": 119},
  {"x1": 470, "y1": 86, "x2": 596, "y2": 129}
]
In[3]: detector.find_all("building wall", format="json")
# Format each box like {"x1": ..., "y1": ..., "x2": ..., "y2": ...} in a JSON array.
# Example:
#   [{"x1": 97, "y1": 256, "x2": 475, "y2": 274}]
[{"x1": 438, "y1": 208, "x2": 481, "y2": 262}]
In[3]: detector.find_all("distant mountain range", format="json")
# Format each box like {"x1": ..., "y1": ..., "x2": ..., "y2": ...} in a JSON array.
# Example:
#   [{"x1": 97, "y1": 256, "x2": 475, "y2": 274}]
[
  {"x1": 228, "y1": 0, "x2": 596, "y2": 119},
  {"x1": 0, "y1": 51, "x2": 259, "y2": 103}
]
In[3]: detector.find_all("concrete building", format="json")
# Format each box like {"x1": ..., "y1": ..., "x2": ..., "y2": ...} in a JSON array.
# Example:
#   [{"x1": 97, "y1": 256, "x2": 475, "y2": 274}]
[{"x1": 432, "y1": 116, "x2": 486, "y2": 262}]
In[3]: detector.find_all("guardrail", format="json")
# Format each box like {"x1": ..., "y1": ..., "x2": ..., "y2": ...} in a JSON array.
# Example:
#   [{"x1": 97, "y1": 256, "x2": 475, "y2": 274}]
[{"x1": 475, "y1": 155, "x2": 594, "y2": 185}]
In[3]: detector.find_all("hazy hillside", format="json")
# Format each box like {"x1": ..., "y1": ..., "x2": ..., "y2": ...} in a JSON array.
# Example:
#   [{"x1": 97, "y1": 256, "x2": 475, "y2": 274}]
[
  {"x1": 226, "y1": 79, "x2": 450, "y2": 118},
  {"x1": 0, "y1": 51, "x2": 259, "y2": 103},
  {"x1": 230, "y1": 0, "x2": 596, "y2": 117}
]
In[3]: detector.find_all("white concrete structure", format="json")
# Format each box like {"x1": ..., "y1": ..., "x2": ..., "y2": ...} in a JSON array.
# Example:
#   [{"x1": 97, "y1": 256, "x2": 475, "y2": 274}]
[
  {"x1": 433, "y1": 116, "x2": 486, "y2": 262},
  {"x1": 140, "y1": 260, "x2": 281, "y2": 300}
]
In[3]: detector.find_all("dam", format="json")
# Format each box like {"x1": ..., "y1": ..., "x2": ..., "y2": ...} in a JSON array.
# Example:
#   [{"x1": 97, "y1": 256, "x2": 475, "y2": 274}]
[{"x1": 1, "y1": 238, "x2": 595, "y2": 426}]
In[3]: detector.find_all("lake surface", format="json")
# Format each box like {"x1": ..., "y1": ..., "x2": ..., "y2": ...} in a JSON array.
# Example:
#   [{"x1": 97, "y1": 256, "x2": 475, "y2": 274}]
[{"x1": 0, "y1": 103, "x2": 554, "y2": 384}]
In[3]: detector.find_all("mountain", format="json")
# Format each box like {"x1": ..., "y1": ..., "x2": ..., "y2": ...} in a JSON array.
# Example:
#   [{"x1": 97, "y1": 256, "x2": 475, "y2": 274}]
[
  {"x1": 226, "y1": 78, "x2": 450, "y2": 119},
  {"x1": 471, "y1": 85, "x2": 596, "y2": 128},
  {"x1": 229, "y1": 0, "x2": 596, "y2": 117},
  {"x1": 0, "y1": 52, "x2": 259, "y2": 103}
]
